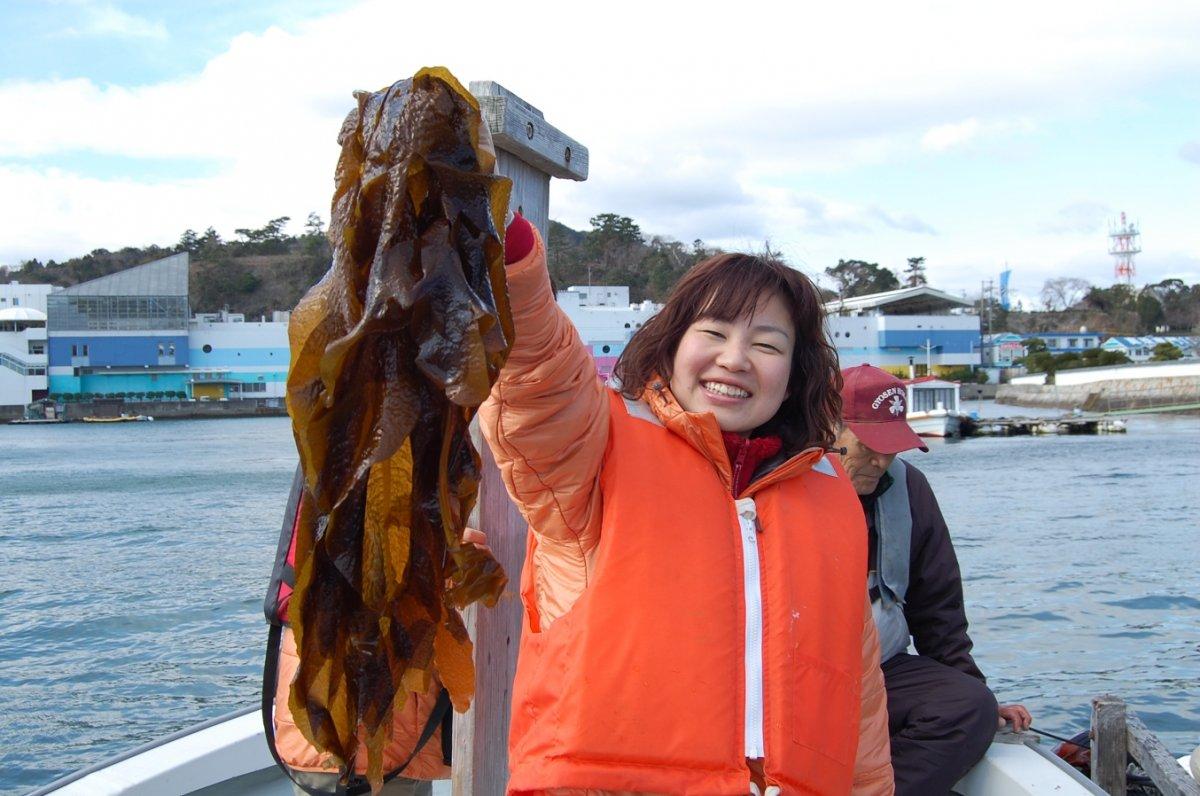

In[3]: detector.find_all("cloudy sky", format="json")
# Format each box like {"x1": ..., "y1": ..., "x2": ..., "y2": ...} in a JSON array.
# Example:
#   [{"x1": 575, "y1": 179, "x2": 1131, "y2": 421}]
[{"x1": 2, "y1": 0, "x2": 1198, "y2": 303}]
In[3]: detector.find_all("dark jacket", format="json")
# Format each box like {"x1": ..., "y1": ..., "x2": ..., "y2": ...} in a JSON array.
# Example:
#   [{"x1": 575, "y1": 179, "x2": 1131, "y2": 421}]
[{"x1": 862, "y1": 461, "x2": 985, "y2": 683}]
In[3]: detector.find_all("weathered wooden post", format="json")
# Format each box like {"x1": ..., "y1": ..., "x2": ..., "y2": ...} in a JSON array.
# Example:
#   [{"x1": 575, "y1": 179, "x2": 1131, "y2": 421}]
[
  {"x1": 452, "y1": 81, "x2": 587, "y2": 796},
  {"x1": 1092, "y1": 694, "x2": 1128, "y2": 795}
]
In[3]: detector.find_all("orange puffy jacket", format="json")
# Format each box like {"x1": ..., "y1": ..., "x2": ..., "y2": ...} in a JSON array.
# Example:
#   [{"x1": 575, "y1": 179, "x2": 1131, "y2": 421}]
[
  {"x1": 271, "y1": 625, "x2": 451, "y2": 780},
  {"x1": 479, "y1": 231, "x2": 893, "y2": 794}
]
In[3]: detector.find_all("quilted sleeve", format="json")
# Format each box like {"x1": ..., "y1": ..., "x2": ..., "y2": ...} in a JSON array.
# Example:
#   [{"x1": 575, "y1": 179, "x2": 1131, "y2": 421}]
[{"x1": 478, "y1": 228, "x2": 608, "y2": 626}]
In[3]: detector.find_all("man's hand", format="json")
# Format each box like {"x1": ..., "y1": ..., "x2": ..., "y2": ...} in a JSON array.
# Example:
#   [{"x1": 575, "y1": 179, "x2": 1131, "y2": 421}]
[{"x1": 998, "y1": 704, "x2": 1032, "y2": 732}]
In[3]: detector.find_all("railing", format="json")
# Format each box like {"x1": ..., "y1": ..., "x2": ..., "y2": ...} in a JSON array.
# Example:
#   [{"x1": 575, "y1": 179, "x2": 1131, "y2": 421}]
[{"x1": 0, "y1": 350, "x2": 46, "y2": 376}]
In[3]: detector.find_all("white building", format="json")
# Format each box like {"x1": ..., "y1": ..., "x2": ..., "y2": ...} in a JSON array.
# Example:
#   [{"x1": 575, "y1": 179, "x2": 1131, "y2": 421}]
[
  {"x1": 0, "y1": 280, "x2": 56, "y2": 315},
  {"x1": 556, "y1": 286, "x2": 661, "y2": 379},
  {"x1": 825, "y1": 286, "x2": 981, "y2": 374},
  {"x1": 187, "y1": 313, "x2": 289, "y2": 400},
  {"x1": 0, "y1": 307, "x2": 49, "y2": 407}
]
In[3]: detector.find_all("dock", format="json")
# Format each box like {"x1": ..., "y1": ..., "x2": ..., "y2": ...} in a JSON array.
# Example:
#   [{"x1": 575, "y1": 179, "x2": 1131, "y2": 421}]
[{"x1": 967, "y1": 414, "x2": 1127, "y2": 437}]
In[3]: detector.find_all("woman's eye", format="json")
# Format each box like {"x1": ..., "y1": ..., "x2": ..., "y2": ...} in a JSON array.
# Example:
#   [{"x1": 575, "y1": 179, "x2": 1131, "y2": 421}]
[
  {"x1": 755, "y1": 343, "x2": 782, "y2": 353},
  {"x1": 700, "y1": 329, "x2": 725, "y2": 339}
]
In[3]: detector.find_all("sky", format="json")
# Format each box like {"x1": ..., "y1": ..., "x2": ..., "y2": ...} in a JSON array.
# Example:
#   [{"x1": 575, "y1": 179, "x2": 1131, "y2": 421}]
[{"x1": 1, "y1": 0, "x2": 1198, "y2": 306}]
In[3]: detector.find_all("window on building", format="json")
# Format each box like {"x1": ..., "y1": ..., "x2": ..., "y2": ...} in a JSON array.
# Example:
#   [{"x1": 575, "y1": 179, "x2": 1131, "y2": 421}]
[
  {"x1": 202, "y1": 344, "x2": 212, "y2": 353},
  {"x1": 1068, "y1": 338, "x2": 1077, "y2": 348},
  {"x1": 71, "y1": 345, "x2": 77, "y2": 356},
  {"x1": 158, "y1": 344, "x2": 165, "y2": 356},
  {"x1": 601, "y1": 345, "x2": 611, "y2": 353},
  {"x1": 82, "y1": 344, "x2": 89, "y2": 356},
  {"x1": 13, "y1": 298, "x2": 18, "y2": 306},
  {"x1": 168, "y1": 344, "x2": 175, "y2": 356}
]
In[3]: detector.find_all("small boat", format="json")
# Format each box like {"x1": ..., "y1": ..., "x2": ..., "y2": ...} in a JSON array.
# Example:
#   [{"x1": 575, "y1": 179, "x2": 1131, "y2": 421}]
[
  {"x1": 27, "y1": 708, "x2": 1110, "y2": 795},
  {"x1": 8, "y1": 417, "x2": 67, "y2": 425},
  {"x1": 81, "y1": 414, "x2": 154, "y2": 423},
  {"x1": 904, "y1": 376, "x2": 968, "y2": 438}
]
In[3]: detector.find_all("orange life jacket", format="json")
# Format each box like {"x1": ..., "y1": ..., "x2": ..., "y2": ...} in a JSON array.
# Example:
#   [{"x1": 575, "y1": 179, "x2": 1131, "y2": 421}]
[{"x1": 507, "y1": 389, "x2": 869, "y2": 795}]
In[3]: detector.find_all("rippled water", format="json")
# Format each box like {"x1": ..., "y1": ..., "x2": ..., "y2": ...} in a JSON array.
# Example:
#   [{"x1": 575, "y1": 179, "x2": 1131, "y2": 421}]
[{"x1": 1, "y1": 409, "x2": 1197, "y2": 793}]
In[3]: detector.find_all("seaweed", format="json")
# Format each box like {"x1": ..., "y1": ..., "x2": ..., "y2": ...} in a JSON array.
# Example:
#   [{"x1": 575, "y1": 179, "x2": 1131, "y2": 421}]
[{"x1": 284, "y1": 67, "x2": 511, "y2": 790}]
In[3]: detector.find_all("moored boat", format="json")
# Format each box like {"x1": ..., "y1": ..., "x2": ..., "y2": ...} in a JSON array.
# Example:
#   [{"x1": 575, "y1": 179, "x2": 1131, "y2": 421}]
[{"x1": 904, "y1": 376, "x2": 968, "y2": 437}]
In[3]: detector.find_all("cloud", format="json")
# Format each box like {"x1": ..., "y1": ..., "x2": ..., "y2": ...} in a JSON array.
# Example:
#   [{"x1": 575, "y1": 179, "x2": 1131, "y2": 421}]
[
  {"x1": 1040, "y1": 202, "x2": 1114, "y2": 235},
  {"x1": 58, "y1": 2, "x2": 168, "y2": 40},
  {"x1": 1, "y1": 0, "x2": 1198, "y2": 279},
  {"x1": 921, "y1": 118, "x2": 983, "y2": 151},
  {"x1": 1181, "y1": 140, "x2": 1200, "y2": 165}
]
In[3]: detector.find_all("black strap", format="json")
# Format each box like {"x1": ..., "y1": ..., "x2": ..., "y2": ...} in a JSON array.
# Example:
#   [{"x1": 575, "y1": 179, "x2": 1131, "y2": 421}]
[{"x1": 262, "y1": 623, "x2": 452, "y2": 796}]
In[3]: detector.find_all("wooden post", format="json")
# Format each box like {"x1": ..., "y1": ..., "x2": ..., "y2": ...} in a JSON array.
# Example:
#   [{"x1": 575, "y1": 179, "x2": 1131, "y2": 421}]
[
  {"x1": 1092, "y1": 694, "x2": 1128, "y2": 795},
  {"x1": 1126, "y1": 715, "x2": 1200, "y2": 796},
  {"x1": 452, "y1": 82, "x2": 587, "y2": 796}
]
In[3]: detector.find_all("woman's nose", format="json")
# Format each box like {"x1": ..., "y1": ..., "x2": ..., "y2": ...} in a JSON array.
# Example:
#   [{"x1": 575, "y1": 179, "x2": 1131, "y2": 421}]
[{"x1": 715, "y1": 341, "x2": 751, "y2": 371}]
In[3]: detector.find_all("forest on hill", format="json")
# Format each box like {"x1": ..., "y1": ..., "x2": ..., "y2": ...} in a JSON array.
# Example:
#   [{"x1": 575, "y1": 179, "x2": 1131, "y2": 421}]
[{"x1": 4, "y1": 212, "x2": 1197, "y2": 335}]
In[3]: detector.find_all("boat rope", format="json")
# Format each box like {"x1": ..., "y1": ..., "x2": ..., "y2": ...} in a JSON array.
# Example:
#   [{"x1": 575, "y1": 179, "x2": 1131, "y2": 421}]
[{"x1": 1029, "y1": 725, "x2": 1088, "y2": 748}]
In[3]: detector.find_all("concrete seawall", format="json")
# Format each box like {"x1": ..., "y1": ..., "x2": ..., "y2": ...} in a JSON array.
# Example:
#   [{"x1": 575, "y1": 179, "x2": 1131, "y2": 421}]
[{"x1": 997, "y1": 376, "x2": 1200, "y2": 412}]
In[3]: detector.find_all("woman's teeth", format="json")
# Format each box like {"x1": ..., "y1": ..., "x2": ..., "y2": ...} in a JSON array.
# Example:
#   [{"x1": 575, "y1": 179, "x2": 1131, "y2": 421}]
[{"x1": 702, "y1": 381, "x2": 749, "y2": 398}]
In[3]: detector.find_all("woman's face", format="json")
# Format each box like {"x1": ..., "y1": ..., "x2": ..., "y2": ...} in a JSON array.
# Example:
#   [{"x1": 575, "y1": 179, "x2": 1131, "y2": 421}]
[{"x1": 669, "y1": 292, "x2": 795, "y2": 434}]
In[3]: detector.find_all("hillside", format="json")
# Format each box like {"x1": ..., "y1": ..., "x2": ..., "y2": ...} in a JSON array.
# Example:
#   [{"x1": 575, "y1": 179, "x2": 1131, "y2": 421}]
[{"x1": 4, "y1": 214, "x2": 1197, "y2": 335}]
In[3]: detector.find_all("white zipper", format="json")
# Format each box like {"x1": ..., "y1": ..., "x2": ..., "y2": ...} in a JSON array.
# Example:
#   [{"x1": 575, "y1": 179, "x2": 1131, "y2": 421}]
[{"x1": 736, "y1": 496, "x2": 765, "y2": 760}]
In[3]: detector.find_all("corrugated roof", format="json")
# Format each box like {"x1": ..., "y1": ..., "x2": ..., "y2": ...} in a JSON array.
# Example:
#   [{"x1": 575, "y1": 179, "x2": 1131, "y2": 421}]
[
  {"x1": 824, "y1": 285, "x2": 972, "y2": 315},
  {"x1": 60, "y1": 253, "x2": 188, "y2": 297}
]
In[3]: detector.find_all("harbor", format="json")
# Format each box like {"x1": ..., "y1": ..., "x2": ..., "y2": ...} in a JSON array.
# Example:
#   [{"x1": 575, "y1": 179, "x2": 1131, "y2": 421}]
[{"x1": 2, "y1": 409, "x2": 1197, "y2": 794}]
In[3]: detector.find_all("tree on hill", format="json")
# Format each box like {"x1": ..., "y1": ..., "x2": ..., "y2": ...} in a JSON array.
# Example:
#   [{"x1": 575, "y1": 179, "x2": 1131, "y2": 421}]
[
  {"x1": 1040, "y1": 277, "x2": 1090, "y2": 311},
  {"x1": 824, "y1": 259, "x2": 900, "y2": 298},
  {"x1": 902, "y1": 256, "x2": 927, "y2": 287}
]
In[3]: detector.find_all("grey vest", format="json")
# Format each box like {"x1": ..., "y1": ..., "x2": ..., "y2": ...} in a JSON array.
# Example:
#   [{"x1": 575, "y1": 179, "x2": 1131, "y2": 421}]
[{"x1": 868, "y1": 457, "x2": 913, "y2": 663}]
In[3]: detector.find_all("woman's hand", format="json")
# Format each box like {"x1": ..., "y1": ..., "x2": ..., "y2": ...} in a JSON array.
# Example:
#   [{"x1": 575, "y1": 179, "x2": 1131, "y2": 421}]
[{"x1": 463, "y1": 526, "x2": 491, "y2": 557}]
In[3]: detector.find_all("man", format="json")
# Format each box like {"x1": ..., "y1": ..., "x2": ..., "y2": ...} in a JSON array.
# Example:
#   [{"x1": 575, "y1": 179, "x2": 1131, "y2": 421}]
[{"x1": 837, "y1": 364, "x2": 1032, "y2": 795}]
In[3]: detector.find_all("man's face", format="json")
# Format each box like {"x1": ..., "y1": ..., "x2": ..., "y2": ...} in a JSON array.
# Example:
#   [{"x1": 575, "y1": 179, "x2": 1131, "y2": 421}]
[{"x1": 835, "y1": 426, "x2": 897, "y2": 495}]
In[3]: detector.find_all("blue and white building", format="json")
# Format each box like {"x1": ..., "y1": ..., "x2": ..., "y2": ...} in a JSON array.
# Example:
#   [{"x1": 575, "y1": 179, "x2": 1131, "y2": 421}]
[
  {"x1": 1020, "y1": 330, "x2": 1104, "y2": 354},
  {"x1": 556, "y1": 286, "x2": 660, "y2": 379},
  {"x1": 44, "y1": 253, "x2": 290, "y2": 401},
  {"x1": 1100, "y1": 335, "x2": 1198, "y2": 362},
  {"x1": 825, "y1": 286, "x2": 982, "y2": 375}
]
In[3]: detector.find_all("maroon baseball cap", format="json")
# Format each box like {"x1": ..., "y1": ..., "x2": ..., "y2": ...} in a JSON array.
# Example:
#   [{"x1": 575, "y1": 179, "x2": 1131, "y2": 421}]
[{"x1": 839, "y1": 364, "x2": 928, "y2": 454}]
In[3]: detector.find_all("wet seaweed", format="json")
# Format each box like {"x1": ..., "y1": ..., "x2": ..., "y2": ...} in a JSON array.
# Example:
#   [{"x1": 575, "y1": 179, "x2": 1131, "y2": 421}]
[{"x1": 284, "y1": 66, "x2": 511, "y2": 790}]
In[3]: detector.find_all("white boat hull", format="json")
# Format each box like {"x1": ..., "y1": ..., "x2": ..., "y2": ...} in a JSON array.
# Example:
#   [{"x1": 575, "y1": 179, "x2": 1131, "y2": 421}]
[
  {"x1": 906, "y1": 409, "x2": 962, "y2": 438},
  {"x1": 31, "y1": 709, "x2": 1104, "y2": 795}
]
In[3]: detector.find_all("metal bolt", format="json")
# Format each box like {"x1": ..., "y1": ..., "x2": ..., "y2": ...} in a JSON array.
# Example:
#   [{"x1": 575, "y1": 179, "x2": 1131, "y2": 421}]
[
  {"x1": 525, "y1": 122, "x2": 534, "y2": 140},
  {"x1": 564, "y1": 146, "x2": 572, "y2": 164}
]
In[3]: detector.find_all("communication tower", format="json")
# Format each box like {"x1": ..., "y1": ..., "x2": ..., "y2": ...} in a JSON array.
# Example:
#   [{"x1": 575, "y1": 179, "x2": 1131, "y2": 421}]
[{"x1": 1108, "y1": 212, "x2": 1141, "y2": 284}]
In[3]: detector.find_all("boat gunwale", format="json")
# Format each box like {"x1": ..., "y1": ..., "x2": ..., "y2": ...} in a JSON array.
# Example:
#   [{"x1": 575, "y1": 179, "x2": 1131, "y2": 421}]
[{"x1": 24, "y1": 705, "x2": 260, "y2": 796}]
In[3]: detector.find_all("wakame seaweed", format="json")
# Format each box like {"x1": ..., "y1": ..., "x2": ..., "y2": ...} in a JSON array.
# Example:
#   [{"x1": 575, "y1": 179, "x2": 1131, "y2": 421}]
[{"x1": 284, "y1": 67, "x2": 511, "y2": 791}]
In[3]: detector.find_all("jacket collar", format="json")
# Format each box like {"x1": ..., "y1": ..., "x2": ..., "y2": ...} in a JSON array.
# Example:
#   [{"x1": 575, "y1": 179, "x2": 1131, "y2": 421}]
[{"x1": 639, "y1": 380, "x2": 830, "y2": 496}]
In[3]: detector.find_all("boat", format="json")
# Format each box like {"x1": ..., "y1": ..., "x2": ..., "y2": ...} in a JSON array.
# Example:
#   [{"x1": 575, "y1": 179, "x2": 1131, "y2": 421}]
[
  {"x1": 8, "y1": 417, "x2": 66, "y2": 425},
  {"x1": 81, "y1": 414, "x2": 154, "y2": 423},
  {"x1": 904, "y1": 376, "x2": 968, "y2": 438},
  {"x1": 27, "y1": 708, "x2": 1118, "y2": 795}
]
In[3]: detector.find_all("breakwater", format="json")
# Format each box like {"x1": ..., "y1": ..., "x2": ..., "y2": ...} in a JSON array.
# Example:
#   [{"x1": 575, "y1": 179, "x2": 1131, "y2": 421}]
[{"x1": 997, "y1": 375, "x2": 1200, "y2": 411}]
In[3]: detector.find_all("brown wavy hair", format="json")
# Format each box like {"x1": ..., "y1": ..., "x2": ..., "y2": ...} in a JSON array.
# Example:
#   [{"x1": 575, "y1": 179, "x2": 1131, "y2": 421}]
[{"x1": 613, "y1": 253, "x2": 842, "y2": 452}]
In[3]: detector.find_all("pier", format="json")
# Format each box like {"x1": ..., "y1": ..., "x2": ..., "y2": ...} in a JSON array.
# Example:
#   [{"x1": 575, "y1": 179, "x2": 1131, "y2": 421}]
[{"x1": 968, "y1": 414, "x2": 1128, "y2": 437}]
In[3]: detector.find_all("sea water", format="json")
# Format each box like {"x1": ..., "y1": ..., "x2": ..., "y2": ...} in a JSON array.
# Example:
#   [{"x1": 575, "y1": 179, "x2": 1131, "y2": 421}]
[{"x1": 1, "y1": 409, "x2": 1197, "y2": 793}]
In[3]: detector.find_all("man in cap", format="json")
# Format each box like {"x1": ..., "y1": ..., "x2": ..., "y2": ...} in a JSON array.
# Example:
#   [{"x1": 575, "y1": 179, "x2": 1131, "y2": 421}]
[{"x1": 837, "y1": 364, "x2": 1032, "y2": 795}]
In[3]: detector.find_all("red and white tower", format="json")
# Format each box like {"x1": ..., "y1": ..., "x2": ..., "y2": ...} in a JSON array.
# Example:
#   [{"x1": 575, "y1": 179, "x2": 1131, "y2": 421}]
[{"x1": 1108, "y1": 212, "x2": 1141, "y2": 284}]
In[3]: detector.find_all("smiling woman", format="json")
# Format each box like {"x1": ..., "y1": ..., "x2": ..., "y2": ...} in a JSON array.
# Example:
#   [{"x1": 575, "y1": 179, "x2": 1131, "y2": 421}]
[{"x1": 614, "y1": 251, "x2": 842, "y2": 451}]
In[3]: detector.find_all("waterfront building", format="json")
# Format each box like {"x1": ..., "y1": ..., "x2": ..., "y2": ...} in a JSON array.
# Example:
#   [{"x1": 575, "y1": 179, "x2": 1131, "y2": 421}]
[
  {"x1": 40, "y1": 253, "x2": 292, "y2": 402},
  {"x1": 824, "y1": 285, "x2": 982, "y2": 375},
  {"x1": 1021, "y1": 330, "x2": 1104, "y2": 354},
  {"x1": 46, "y1": 254, "x2": 191, "y2": 398},
  {"x1": 188, "y1": 310, "x2": 289, "y2": 399},
  {"x1": 0, "y1": 307, "x2": 48, "y2": 407},
  {"x1": 982, "y1": 332, "x2": 1026, "y2": 366},
  {"x1": 0, "y1": 280, "x2": 56, "y2": 315},
  {"x1": 1101, "y1": 335, "x2": 1198, "y2": 362},
  {"x1": 556, "y1": 286, "x2": 660, "y2": 379}
]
